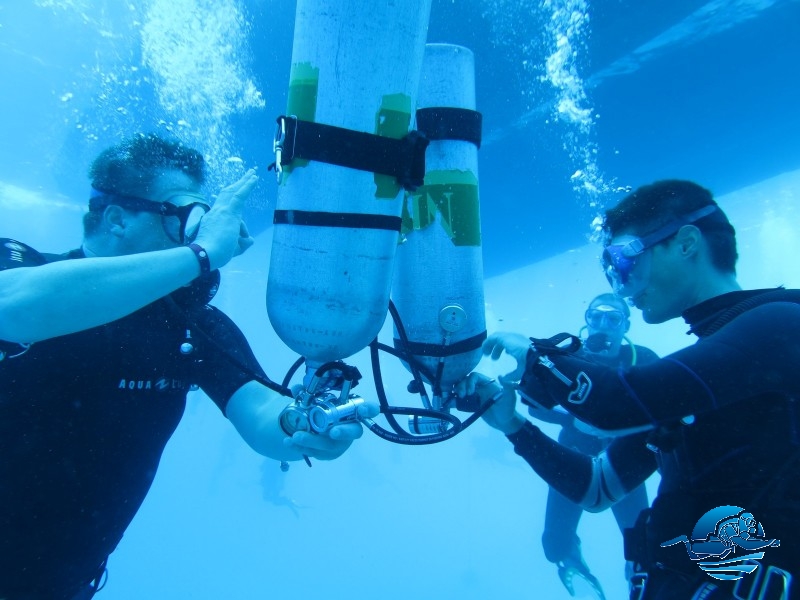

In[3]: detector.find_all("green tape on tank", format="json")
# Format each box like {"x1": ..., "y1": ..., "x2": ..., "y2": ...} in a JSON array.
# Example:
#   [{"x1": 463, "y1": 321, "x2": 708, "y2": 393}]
[
  {"x1": 374, "y1": 93, "x2": 412, "y2": 199},
  {"x1": 287, "y1": 62, "x2": 319, "y2": 120},
  {"x1": 404, "y1": 170, "x2": 481, "y2": 246},
  {"x1": 283, "y1": 62, "x2": 319, "y2": 178}
]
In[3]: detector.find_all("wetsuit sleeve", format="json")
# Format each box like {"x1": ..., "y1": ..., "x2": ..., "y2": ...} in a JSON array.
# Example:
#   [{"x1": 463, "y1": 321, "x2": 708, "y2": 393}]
[
  {"x1": 519, "y1": 303, "x2": 800, "y2": 432},
  {"x1": 0, "y1": 239, "x2": 46, "y2": 348},
  {"x1": 507, "y1": 422, "x2": 657, "y2": 511},
  {"x1": 191, "y1": 306, "x2": 270, "y2": 413}
]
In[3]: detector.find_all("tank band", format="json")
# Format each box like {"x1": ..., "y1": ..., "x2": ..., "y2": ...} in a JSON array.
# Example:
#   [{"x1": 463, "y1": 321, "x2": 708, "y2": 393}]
[
  {"x1": 416, "y1": 107, "x2": 482, "y2": 148},
  {"x1": 273, "y1": 209, "x2": 402, "y2": 232},
  {"x1": 271, "y1": 115, "x2": 429, "y2": 192},
  {"x1": 393, "y1": 330, "x2": 487, "y2": 358}
]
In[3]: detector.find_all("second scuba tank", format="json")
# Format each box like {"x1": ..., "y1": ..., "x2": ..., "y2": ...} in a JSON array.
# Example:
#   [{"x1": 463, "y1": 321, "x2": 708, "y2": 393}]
[{"x1": 392, "y1": 43, "x2": 487, "y2": 398}]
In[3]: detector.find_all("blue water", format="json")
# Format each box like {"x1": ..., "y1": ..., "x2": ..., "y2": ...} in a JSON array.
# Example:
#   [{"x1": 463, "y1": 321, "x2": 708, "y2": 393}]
[
  {"x1": 3, "y1": 1, "x2": 799, "y2": 275},
  {"x1": 2, "y1": 2, "x2": 800, "y2": 599}
]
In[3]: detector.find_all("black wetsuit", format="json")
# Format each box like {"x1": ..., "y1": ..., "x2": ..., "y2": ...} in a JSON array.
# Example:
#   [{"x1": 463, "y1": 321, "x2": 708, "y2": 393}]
[
  {"x1": 510, "y1": 289, "x2": 800, "y2": 599},
  {"x1": 538, "y1": 344, "x2": 658, "y2": 574},
  {"x1": 0, "y1": 249, "x2": 267, "y2": 600}
]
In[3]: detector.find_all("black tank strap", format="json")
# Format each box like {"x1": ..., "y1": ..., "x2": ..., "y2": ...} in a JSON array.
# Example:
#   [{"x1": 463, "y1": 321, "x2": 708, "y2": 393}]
[
  {"x1": 392, "y1": 330, "x2": 487, "y2": 358},
  {"x1": 415, "y1": 107, "x2": 482, "y2": 148},
  {"x1": 271, "y1": 115, "x2": 429, "y2": 191},
  {"x1": 273, "y1": 209, "x2": 402, "y2": 232}
]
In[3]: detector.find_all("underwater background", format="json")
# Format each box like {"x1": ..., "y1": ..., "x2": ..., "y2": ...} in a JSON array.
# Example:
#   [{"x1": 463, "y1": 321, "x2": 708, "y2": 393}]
[{"x1": 2, "y1": 1, "x2": 800, "y2": 598}]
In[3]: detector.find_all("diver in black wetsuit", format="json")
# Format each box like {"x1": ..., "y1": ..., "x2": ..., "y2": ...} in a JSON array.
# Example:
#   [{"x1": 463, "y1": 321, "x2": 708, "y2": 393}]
[
  {"x1": 535, "y1": 293, "x2": 657, "y2": 599},
  {"x1": 461, "y1": 180, "x2": 798, "y2": 599},
  {"x1": 0, "y1": 134, "x2": 376, "y2": 600}
]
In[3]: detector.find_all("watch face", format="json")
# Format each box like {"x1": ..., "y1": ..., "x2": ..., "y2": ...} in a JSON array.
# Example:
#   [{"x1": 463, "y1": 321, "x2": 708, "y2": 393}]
[{"x1": 280, "y1": 406, "x2": 309, "y2": 435}]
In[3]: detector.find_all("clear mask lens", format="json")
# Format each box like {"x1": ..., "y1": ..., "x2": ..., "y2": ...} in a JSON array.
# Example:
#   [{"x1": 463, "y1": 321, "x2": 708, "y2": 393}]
[
  {"x1": 613, "y1": 251, "x2": 652, "y2": 299},
  {"x1": 182, "y1": 204, "x2": 207, "y2": 243},
  {"x1": 586, "y1": 309, "x2": 625, "y2": 329},
  {"x1": 161, "y1": 199, "x2": 210, "y2": 244}
]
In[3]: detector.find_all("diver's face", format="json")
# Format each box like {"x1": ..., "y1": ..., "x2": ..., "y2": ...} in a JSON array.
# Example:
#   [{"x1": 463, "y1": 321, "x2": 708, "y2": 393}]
[
  {"x1": 585, "y1": 303, "x2": 628, "y2": 341},
  {"x1": 613, "y1": 231, "x2": 689, "y2": 324},
  {"x1": 121, "y1": 170, "x2": 204, "y2": 254}
]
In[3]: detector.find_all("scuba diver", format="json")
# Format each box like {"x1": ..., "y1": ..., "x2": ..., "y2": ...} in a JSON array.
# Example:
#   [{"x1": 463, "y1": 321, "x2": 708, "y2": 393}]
[
  {"x1": 260, "y1": 460, "x2": 304, "y2": 518},
  {"x1": 0, "y1": 134, "x2": 376, "y2": 599},
  {"x1": 462, "y1": 180, "x2": 799, "y2": 599},
  {"x1": 532, "y1": 293, "x2": 658, "y2": 599}
]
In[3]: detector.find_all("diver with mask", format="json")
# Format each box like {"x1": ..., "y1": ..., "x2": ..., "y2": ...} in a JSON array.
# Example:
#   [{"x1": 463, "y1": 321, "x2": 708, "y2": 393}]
[
  {"x1": 0, "y1": 134, "x2": 376, "y2": 600},
  {"x1": 463, "y1": 180, "x2": 800, "y2": 599},
  {"x1": 530, "y1": 293, "x2": 658, "y2": 599}
]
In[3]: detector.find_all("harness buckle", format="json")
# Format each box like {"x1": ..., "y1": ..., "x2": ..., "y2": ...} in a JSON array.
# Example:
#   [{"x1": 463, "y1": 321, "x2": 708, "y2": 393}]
[{"x1": 271, "y1": 115, "x2": 297, "y2": 183}]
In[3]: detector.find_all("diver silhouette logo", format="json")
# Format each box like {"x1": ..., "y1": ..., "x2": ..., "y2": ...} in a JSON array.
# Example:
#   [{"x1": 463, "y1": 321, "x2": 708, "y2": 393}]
[{"x1": 660, "y1": 506, "x2": 780, "y2": 581}]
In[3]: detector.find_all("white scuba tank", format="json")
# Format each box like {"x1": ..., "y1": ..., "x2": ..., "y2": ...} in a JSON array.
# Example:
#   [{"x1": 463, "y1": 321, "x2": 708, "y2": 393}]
[
  {"x1": 267, "y1": 0, "x2": 433, "y2": 369},
  {"x1": 392, "y1": 43, "x2": 486, "y2": 396}
]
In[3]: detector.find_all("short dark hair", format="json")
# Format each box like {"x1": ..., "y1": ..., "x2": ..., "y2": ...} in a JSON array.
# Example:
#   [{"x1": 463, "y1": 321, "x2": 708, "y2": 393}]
[
  {"x1": 590, "y1": 292, "x2": 630, "y2": 318},
  {"x1": 603, "y1": 179, "x2": 738, "y2": 274},
  {"x1": 84, "y1": 133, "x2": 207, "y2": 235}
]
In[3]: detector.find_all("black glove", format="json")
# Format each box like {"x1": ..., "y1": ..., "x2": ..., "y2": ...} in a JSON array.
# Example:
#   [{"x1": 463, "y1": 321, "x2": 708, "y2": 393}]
[{"x1": 519, "y1": 333, "x2": 588, "y2": 410}]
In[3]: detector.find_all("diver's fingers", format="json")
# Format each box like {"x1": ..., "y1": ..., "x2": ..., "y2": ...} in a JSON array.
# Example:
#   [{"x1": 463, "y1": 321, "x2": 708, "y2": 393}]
[
  {"x1": 215, "y1": 169, "x2": 258, "y2": 211},
  {"x1": 452, "y1": 372, "x2": 481, "y2": 397},
  {"x1": 235, "y1": 222, "x2": 255, "y2": 256},
  {"x1": 355, "y1": 399, "x2": 380, "y2": 419},
  {"x1": 453, "y1": 376, "x2": 469, "y2": 397},
  {"x1": 482, "y1": 337, "x2": 506, "y2": 361},
  {"x1": 328, "y1": 422, "x2": 365, "y2": 441},
  {"x1": 284, "y1": 430, "x2": 356, "y2": 461},
  {"x1": 483, "y1": 332, "x2": 524, "y2": 360},
  {"x1": 482, "y1": 334, "x2": 499, "y2": 356},
  {"x1": 500, "y1": 366, "x2": 525, "y2": 384},
  {"x1": 491, "y1": 344, "x2": 507, "y2": 361}
]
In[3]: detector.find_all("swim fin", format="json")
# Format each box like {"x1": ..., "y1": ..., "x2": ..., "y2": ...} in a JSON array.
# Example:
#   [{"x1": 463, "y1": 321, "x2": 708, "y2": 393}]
[{"x1": 557, "y1": 560, "x2": 607, "y2": 600}]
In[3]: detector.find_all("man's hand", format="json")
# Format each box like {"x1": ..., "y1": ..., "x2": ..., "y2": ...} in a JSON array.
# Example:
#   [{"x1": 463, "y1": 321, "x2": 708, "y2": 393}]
[
  {"x1": 482, "y1": 332, "x2": 532, "y2": 383},
  {"x1": 194, "y1": 169, "x2": 258, "y2": 270},
  {"x1": 455, "y1": 372, "x2": 525, "y2": 435},
  {"x1": 284, "y1": 399, "x2": 380, "y2": 460}
]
